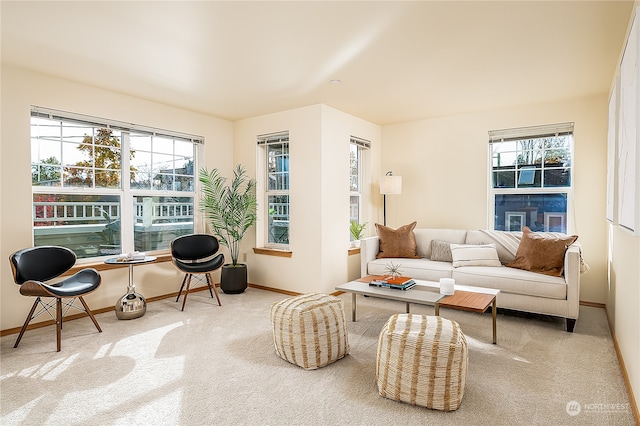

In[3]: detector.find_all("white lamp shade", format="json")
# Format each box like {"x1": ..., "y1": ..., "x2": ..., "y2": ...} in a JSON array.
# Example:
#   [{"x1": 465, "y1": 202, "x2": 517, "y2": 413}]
[{"x1": 380, "y1": 175, "x2": 402, "y2": 195}]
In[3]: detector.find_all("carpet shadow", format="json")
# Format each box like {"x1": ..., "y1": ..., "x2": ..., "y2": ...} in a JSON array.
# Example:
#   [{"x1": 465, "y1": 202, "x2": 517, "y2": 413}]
[{"x1": 1, "y1": 354, "x2": 135, "y2": 418}]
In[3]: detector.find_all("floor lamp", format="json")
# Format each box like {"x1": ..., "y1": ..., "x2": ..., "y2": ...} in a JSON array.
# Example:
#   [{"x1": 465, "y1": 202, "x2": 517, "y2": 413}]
[{"x1": 380, "y1": 171, "x2": 402, "y2": 226}]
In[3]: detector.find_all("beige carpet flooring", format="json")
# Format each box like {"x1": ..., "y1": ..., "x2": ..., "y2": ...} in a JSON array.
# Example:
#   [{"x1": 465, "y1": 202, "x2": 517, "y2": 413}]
[{"x1": 0, "y1": 287, "x2": 635, "y2": 425}]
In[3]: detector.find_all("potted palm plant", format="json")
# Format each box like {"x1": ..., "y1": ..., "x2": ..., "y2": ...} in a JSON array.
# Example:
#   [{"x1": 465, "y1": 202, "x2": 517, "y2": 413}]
[{"x1": 199, "y1": 164, "x2": 257, "y2": 294}]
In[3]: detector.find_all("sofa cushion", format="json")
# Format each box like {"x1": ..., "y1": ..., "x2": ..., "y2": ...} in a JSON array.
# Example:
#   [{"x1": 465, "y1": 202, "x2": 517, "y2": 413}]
[
  {"x1": 450, "y1": 243, "x2": 502, "y2": 267},
  {"x1": 430, "y1": 240, "x2": 453, "y2": 262},
  {"x1": 375, "y1": 222, "x2": 420, "y2": 259},
  {"x1": 452, "y1": 266, "x2": 567, "y2": 300},
  {"x1": 506, "y1": 226, "x2": 578, "y2": 277},
  {"x1": 414, "y1": 229, "x2": 468, "y2": 258},
  {"x1": 368, "y1": 258, "x2": 454, "y2": 282}
]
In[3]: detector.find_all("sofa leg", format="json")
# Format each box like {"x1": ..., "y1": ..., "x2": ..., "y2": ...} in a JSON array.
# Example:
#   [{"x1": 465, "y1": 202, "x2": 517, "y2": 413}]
[{"x1": 566, "y1": 318, "x2": 576, "y2": 333}]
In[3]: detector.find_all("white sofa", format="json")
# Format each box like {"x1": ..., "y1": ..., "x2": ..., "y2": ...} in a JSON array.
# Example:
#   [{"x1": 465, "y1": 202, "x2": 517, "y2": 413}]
[{"x1": 360, "y1": 228, "x2": 582, "y2": 332}]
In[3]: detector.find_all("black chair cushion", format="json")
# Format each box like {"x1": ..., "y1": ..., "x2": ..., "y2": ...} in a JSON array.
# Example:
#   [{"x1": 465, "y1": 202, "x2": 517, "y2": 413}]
[
  {"x1": 20, "y1": 269, "x2": 102, "y2": 298},
  {"x1": 173, "y1": 254, "x2": 225, "y2": 274}
]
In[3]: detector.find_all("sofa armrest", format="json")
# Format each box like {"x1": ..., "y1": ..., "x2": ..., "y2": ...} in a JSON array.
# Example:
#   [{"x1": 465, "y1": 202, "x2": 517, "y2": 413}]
[
  {"x1": 564, "y1": 243, "x2": 581, "y2": 319},
  {"x1": 360, "y1": 236, "x2": 379, "y2": 277}
]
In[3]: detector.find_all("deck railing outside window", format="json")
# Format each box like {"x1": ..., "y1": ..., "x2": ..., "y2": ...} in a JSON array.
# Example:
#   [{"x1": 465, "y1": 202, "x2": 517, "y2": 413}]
[{"x1": 33, "y1": 199, "x2": 194, "y2": 257}]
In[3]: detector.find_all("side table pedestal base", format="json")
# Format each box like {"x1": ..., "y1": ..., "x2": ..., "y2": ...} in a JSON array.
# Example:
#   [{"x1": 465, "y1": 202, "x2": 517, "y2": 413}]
[
  {"x1": 115, "y1": 288, "x2": 146, "y2": 320},
  {"x1": 105, "y1": 256, "x2": 156, "y2": 320}
]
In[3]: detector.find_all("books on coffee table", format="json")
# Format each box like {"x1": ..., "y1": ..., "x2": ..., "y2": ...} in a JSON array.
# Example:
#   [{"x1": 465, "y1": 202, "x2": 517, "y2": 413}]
[
  {"x1": 369, "y1": 277, "x2": 416, "y2": 290},
  {"x1": 385, "y1": 276, "x2": 413, "y2": 285}
]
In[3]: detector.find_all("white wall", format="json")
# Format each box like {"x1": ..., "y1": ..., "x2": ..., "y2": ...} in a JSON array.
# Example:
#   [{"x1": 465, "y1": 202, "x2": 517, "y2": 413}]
[
  {"x1": 607, "y1": 2, "x2": 640, "y2": 412},
  {"x1": 609, "y1": 225, "x2": 640, "y2": 410},
  {"x1": 0, "y1": 64, "x2": 234, "y2": 330},
  {"x1": 320, "y1": 105, "x2": 383, "y2": 285},
  {"x1": 381, "y1": 95, "x2": 610, "y2": 304},
  {"x1": 233, "y1": 104, "x2": 380, "y2": 295}
]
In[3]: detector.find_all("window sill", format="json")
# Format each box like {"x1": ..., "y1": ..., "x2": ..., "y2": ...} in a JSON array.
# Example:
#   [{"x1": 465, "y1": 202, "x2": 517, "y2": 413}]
[{"x1": 253, "y1": 247, "x2": 292, "y2": 258}]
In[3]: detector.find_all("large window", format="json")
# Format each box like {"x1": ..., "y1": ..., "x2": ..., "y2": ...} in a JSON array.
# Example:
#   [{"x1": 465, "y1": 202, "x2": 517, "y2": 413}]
[
  {"x1": 258, "y1": 131, "x2": 290, "y2": 248},
  {"x1": 349, "y1": 136, "x2": 370, "y2": 239},
  {"x1": 31, "y1": 107, "x2": 201, "y2": 258},
  {"x1": 489, "y1": 123, "x2": 574, "y2": 233}
]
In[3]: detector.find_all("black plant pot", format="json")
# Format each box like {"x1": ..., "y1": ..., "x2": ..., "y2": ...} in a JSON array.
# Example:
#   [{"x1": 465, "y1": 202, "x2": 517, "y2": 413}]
[{"x1": 220, "y1": 264, "x2": 248, "y2": 294}]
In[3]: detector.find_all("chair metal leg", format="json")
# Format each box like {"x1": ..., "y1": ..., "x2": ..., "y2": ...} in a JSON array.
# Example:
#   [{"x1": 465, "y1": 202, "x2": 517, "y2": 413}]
[
  {"x1": 206, "y1": 273, "x2": 222, "y2": 306},
  {"x1": 78, "y1": 297, "x2": 102, "y2": 333},
  {"x1": 14, "y1": 298, "x2": 40, "y2": 348},
  {"x1": 176, "y1": 274, "x2": 188, "y2": 302},
  {"x1": 181, "y1": 274, "x2": 192, "y2": 311},
  {"x1": 56, "y1": 298, "x2": 62, "y2": 352}
]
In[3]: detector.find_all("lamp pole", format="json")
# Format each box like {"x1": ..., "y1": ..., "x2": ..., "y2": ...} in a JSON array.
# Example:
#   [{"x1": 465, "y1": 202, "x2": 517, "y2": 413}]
[
  {"x1": 380, "y1": 171, "x2": 402, "y2": 227},
  {"x1": 383, "y1": 193, "x2": 388, "y2": 226}
]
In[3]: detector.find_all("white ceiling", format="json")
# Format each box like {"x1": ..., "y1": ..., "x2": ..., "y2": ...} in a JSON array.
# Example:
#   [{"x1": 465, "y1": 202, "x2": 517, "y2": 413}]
[{"x1": 1, "y1": 1, "x2": 634, "y2": 125}]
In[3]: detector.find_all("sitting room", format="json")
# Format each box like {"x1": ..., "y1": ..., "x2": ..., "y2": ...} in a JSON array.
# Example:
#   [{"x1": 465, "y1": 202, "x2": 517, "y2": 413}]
[{"x1": 1, "y1": 1, "x2": 638, "y2": 424}]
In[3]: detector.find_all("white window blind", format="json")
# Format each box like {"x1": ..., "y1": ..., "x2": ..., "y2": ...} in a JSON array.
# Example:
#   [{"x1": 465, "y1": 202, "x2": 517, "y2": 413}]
[
  {"x1": 257, "y1": 131, "x2": 289, "y2": 145},
  {"x1": 350, "y1": 135, "x2": 371, "y2": 149},
  {"x1": 489, "y1": 122, "x2": 574, "y2": 143},
  {"x1": 32, "y1": 106, "x2": 204, "y2": 144}
]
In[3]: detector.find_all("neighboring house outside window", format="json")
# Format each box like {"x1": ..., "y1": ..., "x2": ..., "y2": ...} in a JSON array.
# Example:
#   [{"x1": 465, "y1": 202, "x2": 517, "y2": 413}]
[
  {"x1": 258, "y1": 131, "x2": 290, "y2": 248},
  {"x1": 349, "y1": 136, "x2": 370, "y2": 240},
  {"x1": 489, "y1": 122, "x2": 574, "y2": 233},
  {"x1": 30, "y1": 107, "x2": 201, "y2": 259}
]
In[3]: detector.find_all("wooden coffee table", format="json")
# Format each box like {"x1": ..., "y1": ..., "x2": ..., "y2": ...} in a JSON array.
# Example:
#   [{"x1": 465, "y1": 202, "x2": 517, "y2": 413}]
[
  {"x1": 335, "y1": 276, "x2": 500, "y2": 344},
  {"x1": 436, "y1": 290, "x2": 498, "y2": 344}
]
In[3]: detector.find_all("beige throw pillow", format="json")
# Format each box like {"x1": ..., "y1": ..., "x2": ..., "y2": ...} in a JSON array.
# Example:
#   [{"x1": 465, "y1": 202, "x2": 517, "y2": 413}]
[
  {"x1": 375, "y1": 221, "x2": 420, "y2": 259},
  {"x1": 507, "y1": 226, "x2": 578, "y2": 276},
  {"x1": 450, "y1": 243, "x2": 502, "y2": 267}
]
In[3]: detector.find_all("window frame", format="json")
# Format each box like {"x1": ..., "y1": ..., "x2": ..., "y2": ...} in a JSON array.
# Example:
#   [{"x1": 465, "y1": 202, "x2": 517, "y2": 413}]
[
  {"x1": 30, "y1": 107, "x2": 203, "y2": 259},
  {"x1": 488, "y1": 123, "x2": 574, "y2": 234},
  {"x1": 349, "y1": 136, "x2": 370, "y2": 239},
  {"x1": 257, "y1": 131, "x2": 290, "y2": 250}
]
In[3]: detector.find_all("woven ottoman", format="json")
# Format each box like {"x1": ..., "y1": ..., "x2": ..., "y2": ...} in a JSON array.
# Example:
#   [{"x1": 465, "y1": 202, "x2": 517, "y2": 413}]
[
  {"x1": 376, "y1": 313, "x2": 468, "y2": 411},
  {"x1": 270, "y1": 293, "x2": 349, "y2": 370}
]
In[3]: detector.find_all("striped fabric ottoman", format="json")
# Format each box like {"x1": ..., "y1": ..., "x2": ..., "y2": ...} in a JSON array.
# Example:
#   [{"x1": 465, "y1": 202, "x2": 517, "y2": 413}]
[
  {"x1": 270, "y1": 293, "x2": 349, "y2": 370},
  {"x1": 376, "y1": 313, "x2": 468, "y2": 411}
]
